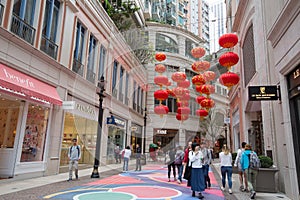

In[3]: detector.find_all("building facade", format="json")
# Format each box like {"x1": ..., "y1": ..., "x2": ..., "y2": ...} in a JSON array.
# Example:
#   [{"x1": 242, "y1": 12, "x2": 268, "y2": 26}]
[
  {"x1": 226, "y1": 0, "x2": 300, "y2": 199},
  {"x1": 0, "y1": 0, "x2": 147, "y2": 178}
]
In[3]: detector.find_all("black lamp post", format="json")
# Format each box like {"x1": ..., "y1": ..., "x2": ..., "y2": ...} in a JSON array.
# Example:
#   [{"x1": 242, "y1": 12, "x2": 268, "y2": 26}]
[
  {"x1": 91, "y1": 76, "x2": 105, "y2": 178},
  {"x1": 224, "y1": 123, "x2": 227, "y2": 146}
]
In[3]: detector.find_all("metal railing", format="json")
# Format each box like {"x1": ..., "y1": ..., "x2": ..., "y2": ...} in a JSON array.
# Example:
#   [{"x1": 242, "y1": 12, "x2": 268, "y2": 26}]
[
  {"x1": 86, "y1": 68, "x2": 96, "y2": 83},
  {"x1": 72, "y1": 59, "x2": 84, "y2": 76},
  {"x1": 40, "y1": 35, "x2": 58, "y2": 59},
  {"x1": 0, "y1": 3, "x2": 4, "y2": 25},
  {"x1": 10, "y1": 14, "x2": 36, "y2": 45}
]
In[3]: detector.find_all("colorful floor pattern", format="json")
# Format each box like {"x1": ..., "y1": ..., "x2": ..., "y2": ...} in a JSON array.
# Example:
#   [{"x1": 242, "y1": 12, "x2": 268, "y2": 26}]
[{"x1": 44, "y1": 165, "x2": 225, "y2": 200}]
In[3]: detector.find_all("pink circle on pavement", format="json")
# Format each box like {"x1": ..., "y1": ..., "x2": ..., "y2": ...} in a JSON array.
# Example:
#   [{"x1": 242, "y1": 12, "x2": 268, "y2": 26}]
[{"x1": 112, "y1": 186, "x2": 181, "y2": 199}]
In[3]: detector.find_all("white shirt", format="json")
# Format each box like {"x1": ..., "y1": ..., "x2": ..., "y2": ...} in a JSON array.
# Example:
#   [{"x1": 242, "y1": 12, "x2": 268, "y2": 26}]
[
  {"x1": 123, "y1": 149, "x2": 131, "y2": 158},
  {"x1": 189, "y1": 150, "x2": 203, "y2": 168},
  {"x1": 219, "y1": 152, "x2": 232, "y2": 167}
]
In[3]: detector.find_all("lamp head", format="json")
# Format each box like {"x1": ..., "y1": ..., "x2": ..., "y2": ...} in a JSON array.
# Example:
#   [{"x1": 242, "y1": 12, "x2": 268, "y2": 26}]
[{"x1": 98, "y1": 76, "x2": 105, "y2": 90}]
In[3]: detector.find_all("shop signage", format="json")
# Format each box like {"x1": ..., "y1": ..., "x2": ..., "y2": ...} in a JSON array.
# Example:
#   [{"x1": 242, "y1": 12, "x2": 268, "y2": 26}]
[
  {"x1": 107, "y1": 116, "x2": 116, "y2": 125},
  {"x1": 107, "y1": 116, "x2": 125, "y2": 128},
  {"x1": 248, "y1": 85, "x2": 280, "y2": 101},
  {"x1": 156, "y1": 129, "x2": 167, "y2": 135},
  {"x1": 131, "y1": 126, "x2": 137, "y2": 132},
  {"x1": 62, "y1": 101, "x2": 75, "y2": 110}
]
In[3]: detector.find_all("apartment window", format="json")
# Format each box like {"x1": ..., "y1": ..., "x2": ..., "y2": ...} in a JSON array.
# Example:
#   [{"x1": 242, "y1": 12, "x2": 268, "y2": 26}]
[
  {"x1": 112, "y1": 60, "x2": 118, "y2": 97},
  {"x1": 72, "y1": 21, "x2": 86, "y2": 76},
  {"x1": 141, "y1": 90, "x2": 144, "y2": 114},
  {"x1": 119, "y1": 66, "x2": 124, "y2": 102},
  {"x1": 125, "y1": 73, "x2": 129, "y2": 105},
  {"x1": 87, "y1": 34, "x2": 97, "y2": 83},
  {"x1": 137, "y1": 86, "x2": 141, "y2": 113},
  {"x1": 11, "y1": 0, "x2": 36, "y2": 44},
  {"x1": 41, "y1": 0, "x2": 60, "y2": 59},
  {"x1": 98, "y1": 45, "x2": 106, "y2": 80},
  {"x1": 133, "y1": 81, "x2": 137, "y2": 110},
  {"x1": 0, "y1": 2, "x2": 5, "y2": 26}
]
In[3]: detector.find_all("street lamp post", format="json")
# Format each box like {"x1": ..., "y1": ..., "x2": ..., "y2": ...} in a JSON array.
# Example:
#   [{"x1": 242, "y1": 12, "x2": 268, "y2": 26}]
[
  {"x1": 224, "y1": 123, "x2": 227, "y2": 146},
  {"x1": 91, "y1": 76, "x2": 105, "y2": 178}
]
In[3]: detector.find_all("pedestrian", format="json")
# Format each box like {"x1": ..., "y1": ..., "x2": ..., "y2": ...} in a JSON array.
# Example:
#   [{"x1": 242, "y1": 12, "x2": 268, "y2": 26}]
[
  {"x1": 174, "y1": 146, "x2": 185, "y2": 184},
  {"x1": 114, "y1": 144, "x2": 121, "y2": 164},
  {"x1": 67, "y1": 138, "x2": 81, "y2": 181},
  {"x1": 200, "y1": 142, "x2": 212, "y2": 189},
  {"x1": 122, "y1": 146, "x2": 131, "y2": 172},
  {"x1": 234, "y1": 142, "x2": 248, "y2": 191},
  {"x1": 189, "y1": 142, "x2": 205, "y2": 199},
  {"x1": 219, "y1": 144, "x2": 233, "y2": 194},
  {"x1": 167, "y1": 147, "x2": 176, "y2": 182},
  {"x1": 135, "y1": 144, "x2": 142, "y2": 171},
  {"x1": 183, "y1": 141, "x2": 193, "y2": 187},
  {"x1": 241, "y1": 144, "x2": 259, "y2": 199}
]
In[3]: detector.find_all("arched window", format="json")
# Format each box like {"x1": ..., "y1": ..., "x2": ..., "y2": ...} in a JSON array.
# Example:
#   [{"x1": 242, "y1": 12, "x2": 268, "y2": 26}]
[{"x1": 155, "y1": 33, "x2": 179, "y2": 53}]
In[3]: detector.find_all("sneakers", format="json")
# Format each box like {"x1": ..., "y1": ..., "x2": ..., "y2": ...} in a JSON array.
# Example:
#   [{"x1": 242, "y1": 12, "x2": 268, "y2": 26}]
[
  {"x1": 75, "y1": 175, "x2": 78, "y2": 180},
  {"x1": 220, "y1": 186, "x2": 225, "y2": 191},
  {"x1": 67, "y1": 178, "x2": 72, "y2": 181},
  {"x1": 177, "y1": 179, "x2": 181, "y2": 184},
  {"x1": 198, "y1": 193, "x2": 204, "y2": 199},
  {"x1": 250, "y1": 191, "x2": 256, "y2": 199},
  {"x1": 239, "y1": 185, "x2": 244, "y2": 191},
  {"x1": 229, "y1": 189, "x2": 233, "y2": 194}
]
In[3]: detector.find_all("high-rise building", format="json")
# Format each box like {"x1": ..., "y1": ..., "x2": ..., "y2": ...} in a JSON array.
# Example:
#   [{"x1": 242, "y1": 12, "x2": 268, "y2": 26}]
[{"x1": 209, "y1": 0, "x2": 226, "y2": 53}]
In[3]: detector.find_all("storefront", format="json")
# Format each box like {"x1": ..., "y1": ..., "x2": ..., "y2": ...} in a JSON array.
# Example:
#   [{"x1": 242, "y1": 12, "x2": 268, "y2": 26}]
[
  {"x1": 130, "y1": 123, "x2": 142, "y2": 153},
  {"x1": 153, "y1": 129, "x2": 178, "y2": 151},
  {"x1": 288, "y1": 65, "x2": 300, "y2": 192},
  {"x1": 106, "y1": 116, "x2": 126, "y2": 164},
  {"x1": 60, "y1": 96, "x2": 98, "y2": 167},
  {"x1": 0, "y1": 63, "x2": 62, "y2": 178}
]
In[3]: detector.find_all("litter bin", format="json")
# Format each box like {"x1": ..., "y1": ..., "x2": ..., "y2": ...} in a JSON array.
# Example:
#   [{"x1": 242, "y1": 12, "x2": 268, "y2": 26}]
[{"x1": 141, "y1": 154, "x2": 146, "y2": 165}]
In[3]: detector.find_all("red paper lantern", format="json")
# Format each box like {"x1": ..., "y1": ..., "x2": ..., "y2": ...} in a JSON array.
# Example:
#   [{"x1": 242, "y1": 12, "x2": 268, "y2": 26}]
[
  {"x1": 167, "y1": 88, "x2": 176, "y2": 97},
  {"x1": 155, "y1": 64, "x2": 166, "y2": 73},
  {"x1": 181, "y1": 93, "x2": 190, "y2": 101},
  {"x1": 176, "y1": 114, "x2": 189, "y2": 121},
  {"x1": 171, "y1": 72, "x2": 186, "y2": 83},
  {"x1": 219, "y1": 72, "x2": 240, "y2": 88},
  {"x1": 191, "y1": 61, "x2": 210, "y2": 72},
  {"x1": 203, "y1": 71, "x2": 216, "y2": 82},
  {"x1": 177, "y1": 107, "x2": 190, "y2": 115},
  {"x1": 173, "y1": 87, "x2": 186, "y2": 99},
  {"x1": 191, "y1": 47, "x2": 206, "y2": 58},
  {"x1": 154, "y1": 75, "x2": 169, "y2": 86},
  {"x1": 154, "y1": 90, "x2": 168, "y2": 101},
  {"x1": 177, "y1": 101, "x2": 189, "y2": 107},
  {"x1": 196, "y1": 96, "x2": 206, "y2": 105},
  {"x1": 155, "y1": 52, "x2": 166, "y2": 62},
  {"x1": 192, "y1": 74, "x2": 206, "y2": 86},
  {"x1": 196, "y1": 109, "x2": 209, "y2": 120},
  {"x1": 178, "y1": 79, "x2": 190, "y2": 88},
  {"x1": 154, "y1": 105, "x2": 169, "y2": 116},
  {"x1": 200, "y1": 98, "x2": 215, "y2": 110},
  {"x1": 219, "y1": 52, "x2": 239, "y2": 68},
  {"x1": 219, "y1": 33, "x2": 238, "y2": 48}
]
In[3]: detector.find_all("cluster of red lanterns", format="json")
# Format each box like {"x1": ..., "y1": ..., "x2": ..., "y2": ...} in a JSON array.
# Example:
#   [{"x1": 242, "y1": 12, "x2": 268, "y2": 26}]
[
  {"x1": 153, "y1": 52, "x2": 169, "y2": 117},
  {"x1": 218, "y1": 33, "x2": 240, "y2": 89},
  {"x1": 190, "y1": 47, "x2": 216, "y2": 120}
]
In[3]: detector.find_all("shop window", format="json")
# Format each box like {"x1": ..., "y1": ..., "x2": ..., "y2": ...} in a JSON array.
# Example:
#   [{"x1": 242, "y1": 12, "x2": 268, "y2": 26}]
[
  {"x1": 0, "y1": 97, "x2": 21, "y2": 148},
  {"x1": 21, "y1": 103, "x2": 49, "y2": 162}
]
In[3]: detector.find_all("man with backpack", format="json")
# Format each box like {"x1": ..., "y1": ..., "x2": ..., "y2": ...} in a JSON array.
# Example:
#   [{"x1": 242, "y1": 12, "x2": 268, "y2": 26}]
[
  {"x1": 240, "y1": 144, "x2": 260, "y2": 199},
  {"x1": 68, "y1": 138, "x2": 81, "y2": 181}
]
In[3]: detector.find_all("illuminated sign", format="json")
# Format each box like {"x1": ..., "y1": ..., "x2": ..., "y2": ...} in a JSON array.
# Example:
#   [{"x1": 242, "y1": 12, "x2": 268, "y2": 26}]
[{"x1": 248, "y1": 86, "x2": 280, "y2": 101}]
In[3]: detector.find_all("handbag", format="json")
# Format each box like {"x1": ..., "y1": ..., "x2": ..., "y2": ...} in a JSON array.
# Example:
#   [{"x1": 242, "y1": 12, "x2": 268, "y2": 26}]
[{"x1": 183, "y1": 165, "x2": 192, "y2": 180}]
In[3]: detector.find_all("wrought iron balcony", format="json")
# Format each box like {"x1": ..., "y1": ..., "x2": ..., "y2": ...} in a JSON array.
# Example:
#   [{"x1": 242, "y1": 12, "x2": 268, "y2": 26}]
[
  {"x1": 10, "y1": 14, "x2": 36, "y2": 45},
  {"x1": 72, "y1": 59, "x2": 84, "y2": 76},
  {"x1": 40, "y1": 35, "x2": 58, "y2": 59}
]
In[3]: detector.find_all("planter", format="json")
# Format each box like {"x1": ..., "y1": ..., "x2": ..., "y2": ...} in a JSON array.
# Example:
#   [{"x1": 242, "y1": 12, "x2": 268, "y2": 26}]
[{"x1": 256, "y1": 168, "x2": 279, "y2": 192}]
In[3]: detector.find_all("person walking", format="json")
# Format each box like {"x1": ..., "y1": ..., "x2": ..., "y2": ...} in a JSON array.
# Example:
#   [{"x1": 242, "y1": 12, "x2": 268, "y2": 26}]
[
  {"x1": 219, "y1": 145, "x2": 233, "y2": 194},
  {"x1": 189, "y1": 143, "x2": 205, "y2": 199},
  {"x1": 241, "y1": 144, "x2": 259, "y2": 199},
  {"x1": 114, "y1": 144, "x2": 121, "y2": 164},
  {"x1": 167, "y1": 147, "x2": 177, "y2": 182},
  {"x1": 67, "y1": 138, "x2": 81, "y2": 181},
  {"x1": 234, "y1": 142, "x2": 248, "y2": 191},
  {"x1": 200, "y1": 142, "x2": 212, "y2": 189},
  {"x1": 174, "y1": 146, "x2": 185, "y2": 184},
  {"x1": 135, "y1": 144, "x2": 142, "y2": 171},
  {"x1": 122, "y1": 146, "x2": 132, "y2": 172},
  {"x1": 183, "y1": 141, "x2": 193, "y2": 187}
]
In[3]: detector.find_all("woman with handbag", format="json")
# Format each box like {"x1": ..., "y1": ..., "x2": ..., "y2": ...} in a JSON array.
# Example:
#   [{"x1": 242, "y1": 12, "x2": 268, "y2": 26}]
[{"x1": 183, "y1": 141, "x2": 193, "y2": 186}]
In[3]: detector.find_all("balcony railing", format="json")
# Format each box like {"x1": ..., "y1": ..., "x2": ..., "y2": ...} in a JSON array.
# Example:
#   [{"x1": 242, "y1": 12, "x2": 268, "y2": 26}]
[
  {"x1": 0, "y1": 3, "x2": 4, "y2": 25},
  {"x1": 119, "y1": 92, "x2": 123, "y2": 102},
  {"x1": 40, "y1": 35, "x2": 58, "y2": 59},
  {"x1": 112, "y1": 88, "x2": 118, "y2": 98},
  {"x1": 10, "y1": 14, "x2": 35, "y2": 45},
  {"x1": 86, "y1": 68, "x2": 96, "y2": 83},
  {"x1": 125, "y1": 97, "x2": 129, "y2": 106},
  {"x1": 72, "y1": 59, "x2": 84, "y2": 76}
]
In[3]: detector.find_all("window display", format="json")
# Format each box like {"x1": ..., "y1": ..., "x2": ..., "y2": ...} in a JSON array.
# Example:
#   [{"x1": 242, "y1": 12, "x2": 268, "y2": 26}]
[{"x1": 21, "y1": 103, "x2": 49, "y2": 162}]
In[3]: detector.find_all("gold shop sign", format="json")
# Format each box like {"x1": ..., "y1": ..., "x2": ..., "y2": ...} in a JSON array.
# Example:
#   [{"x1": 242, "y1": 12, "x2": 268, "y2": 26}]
[{"x1": 248, "y1": 86, "x2": 280, "y2": 101}]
